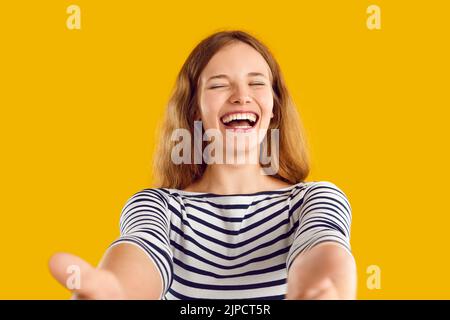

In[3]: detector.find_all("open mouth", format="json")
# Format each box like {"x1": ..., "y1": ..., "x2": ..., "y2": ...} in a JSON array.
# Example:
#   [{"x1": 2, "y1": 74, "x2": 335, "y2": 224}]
[{"x1": 220, "y1": 112, "x2": 259, "y2": 130}]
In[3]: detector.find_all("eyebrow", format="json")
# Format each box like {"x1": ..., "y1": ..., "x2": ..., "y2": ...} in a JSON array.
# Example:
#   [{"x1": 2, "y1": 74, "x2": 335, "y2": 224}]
[{"x1": 206, "y1": 72, "x2": 267, "y2": 82}]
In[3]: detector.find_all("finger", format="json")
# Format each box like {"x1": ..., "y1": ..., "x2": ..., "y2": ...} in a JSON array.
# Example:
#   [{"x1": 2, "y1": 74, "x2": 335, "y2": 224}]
[{"x1": 48, "y1": 252, "x2": 97, "y2": 297}]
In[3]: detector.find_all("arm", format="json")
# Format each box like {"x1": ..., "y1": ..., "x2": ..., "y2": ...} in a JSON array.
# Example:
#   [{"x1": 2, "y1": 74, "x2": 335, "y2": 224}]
[
  {"x1": 97, "y1": 242, "x2": 163, "y2": 299},
  {"x1": 49, "y1": 189, "x2": 173, "y2": 300},
  {"x1": 49, "y1": 243, "x2": 163, "y2": 299},
  {"x1": 286, "y1": 181, "x2": 355, "y2": 299},
  {"x1": 286, "y1": 242, "x2": 357, "y2": 299}
]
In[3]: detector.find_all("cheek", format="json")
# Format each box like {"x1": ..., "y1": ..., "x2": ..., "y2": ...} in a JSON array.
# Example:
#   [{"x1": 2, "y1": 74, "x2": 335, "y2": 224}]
[
  {"x1": 256, "y1": 91, "x2": 274, "y2": 124},
  {"x1": 200, "y1": 92, "x2": 223, "y2": 129}
]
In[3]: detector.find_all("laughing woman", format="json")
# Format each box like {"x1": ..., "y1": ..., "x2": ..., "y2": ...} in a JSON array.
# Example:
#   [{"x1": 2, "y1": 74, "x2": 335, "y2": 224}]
[{"x1": 49, "y1": 30, "x2": 357, "y2": 300}]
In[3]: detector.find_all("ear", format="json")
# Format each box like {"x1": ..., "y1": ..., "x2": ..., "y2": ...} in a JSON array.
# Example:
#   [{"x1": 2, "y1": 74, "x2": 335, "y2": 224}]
[{"x1": 270, "y1": 112, "x2": 274, "y2": 119}]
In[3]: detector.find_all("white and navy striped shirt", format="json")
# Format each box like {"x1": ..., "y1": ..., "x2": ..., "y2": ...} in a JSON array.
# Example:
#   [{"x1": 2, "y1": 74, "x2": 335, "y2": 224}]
[{"x1": 108, "y1": 180, "x2": 352, "y2": 300}]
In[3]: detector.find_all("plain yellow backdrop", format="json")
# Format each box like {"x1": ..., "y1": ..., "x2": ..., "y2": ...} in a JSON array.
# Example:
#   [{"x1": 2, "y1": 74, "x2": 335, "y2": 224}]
[{"x1": 1, "y1": 0, "x2": 449, "y2": 299}]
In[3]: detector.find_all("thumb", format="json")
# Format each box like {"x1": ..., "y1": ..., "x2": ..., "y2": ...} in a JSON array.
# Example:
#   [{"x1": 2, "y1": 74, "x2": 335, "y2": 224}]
[{"x1": 48, "y1": 252, "x2": 97, "y2": 296}]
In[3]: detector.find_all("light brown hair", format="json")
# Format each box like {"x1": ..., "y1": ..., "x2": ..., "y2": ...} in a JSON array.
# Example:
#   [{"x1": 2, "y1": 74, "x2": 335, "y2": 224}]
[{"x1": 153, "y1": 30, "x2": 310, "y2": 189}]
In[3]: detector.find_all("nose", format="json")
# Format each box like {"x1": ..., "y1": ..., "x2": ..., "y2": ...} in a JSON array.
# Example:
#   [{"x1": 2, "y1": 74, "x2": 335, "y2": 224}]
[{"x1": 229, "y1": 84, "x2": 252, "y2": 105}]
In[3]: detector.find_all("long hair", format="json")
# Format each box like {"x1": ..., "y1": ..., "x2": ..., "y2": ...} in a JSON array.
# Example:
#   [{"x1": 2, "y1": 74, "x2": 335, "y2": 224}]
[{"x1": 153, "y1": 30, "x2": 310, "y2": 189}]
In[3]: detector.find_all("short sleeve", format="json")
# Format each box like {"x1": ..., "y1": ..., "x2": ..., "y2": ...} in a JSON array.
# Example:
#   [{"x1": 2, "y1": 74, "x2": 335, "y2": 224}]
[
  {"x1": 286, "y1": 181, "x2": 352, "y2": 271},
  {"x1": 108, "y1": 188, "x2": 173, "y2": 299}
]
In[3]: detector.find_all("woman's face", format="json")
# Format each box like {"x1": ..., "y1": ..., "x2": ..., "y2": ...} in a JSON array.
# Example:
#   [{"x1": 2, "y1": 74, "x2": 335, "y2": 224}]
[{"x1": 198, "y1": 42, "x2": 274, "y2": 154}]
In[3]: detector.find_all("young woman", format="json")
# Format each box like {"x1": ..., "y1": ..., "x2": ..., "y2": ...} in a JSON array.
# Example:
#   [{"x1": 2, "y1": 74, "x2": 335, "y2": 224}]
[{"x1": 49, "y1": 30, "x2": 356, "y2": 300}]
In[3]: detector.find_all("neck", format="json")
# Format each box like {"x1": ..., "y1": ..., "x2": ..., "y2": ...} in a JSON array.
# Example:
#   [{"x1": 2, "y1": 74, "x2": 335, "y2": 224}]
[{"x1": 192, "y1": 163, "x2": 284, "y2": 195}]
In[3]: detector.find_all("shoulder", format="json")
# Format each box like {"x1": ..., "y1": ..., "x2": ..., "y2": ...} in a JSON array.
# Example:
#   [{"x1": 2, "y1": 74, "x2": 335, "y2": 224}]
[
  {"x1": 291, "y1": 180, "x2": 351, "y2": 211},
  {"x1": 290, "y1": 180, "x2": 346, "y2": 197},
  {"x1": 301, "y1": 180, "x2": 352, "y2": 214},
  {"x1": 121, "y1": 188, "x2": 171, "y2": 213},
  {"x1": 304, "y1": 180, "x2": 348, "y2": 198}
]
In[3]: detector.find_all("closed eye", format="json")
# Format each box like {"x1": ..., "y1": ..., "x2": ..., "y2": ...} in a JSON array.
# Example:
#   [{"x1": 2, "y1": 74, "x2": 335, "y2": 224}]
[
  {"x1": 208, "y1": 85, "x2": 228, "y2": 89},
  {"x1": 208, "y1": 83, "x2": 266, "y2": 89}
]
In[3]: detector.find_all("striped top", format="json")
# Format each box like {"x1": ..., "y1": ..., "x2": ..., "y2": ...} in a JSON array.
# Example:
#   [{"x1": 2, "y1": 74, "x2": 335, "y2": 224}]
[{"x1": 108, "y1": 180, "x2": 352, "y2": 300}]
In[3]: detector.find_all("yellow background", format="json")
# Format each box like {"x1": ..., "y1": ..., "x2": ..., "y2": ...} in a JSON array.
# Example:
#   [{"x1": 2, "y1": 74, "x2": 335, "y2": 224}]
[{"x1": 1, "y1": 0, "x2": 449, "y2": 299}]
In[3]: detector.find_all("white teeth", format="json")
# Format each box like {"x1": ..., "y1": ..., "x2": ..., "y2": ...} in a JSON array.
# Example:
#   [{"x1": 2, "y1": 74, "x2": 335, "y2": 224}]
[{"x1": 221, "y1": 112, "x2": 258, "y2": 124}]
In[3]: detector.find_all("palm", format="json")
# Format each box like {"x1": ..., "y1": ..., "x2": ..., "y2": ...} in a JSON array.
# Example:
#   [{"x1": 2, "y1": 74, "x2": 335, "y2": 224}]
[{"x1": 49, "y1": 252, "x2": 126, "y2": 300}]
